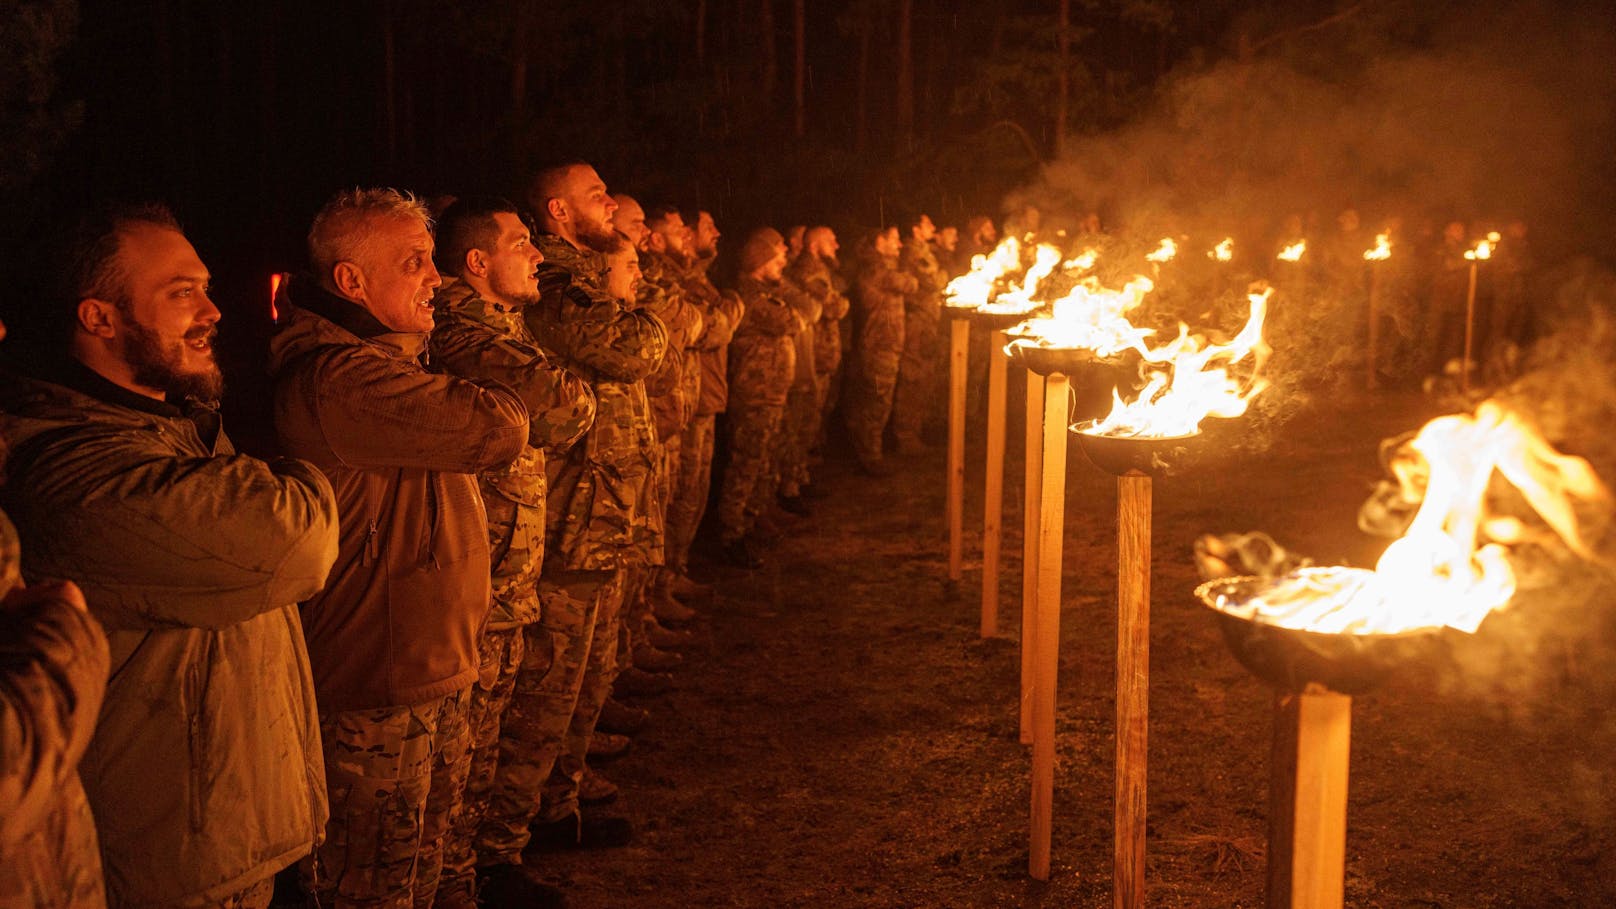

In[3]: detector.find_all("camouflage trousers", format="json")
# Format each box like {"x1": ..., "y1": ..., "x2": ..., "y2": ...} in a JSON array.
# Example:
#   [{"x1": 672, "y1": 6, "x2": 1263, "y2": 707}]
[
  {"x1": 477, "y1": 568, "x2": 625, "y2": 861},
  {"x1": 302, "y1": 688, "x2": 472, "y2": 909},
  {"x1": 775, "y1": 373, "x2": 823, "y2": 498},
  {"x1": 892, "y1": 310, "x2": 942, "y2": 446},
  {"x1": 717, "y1": 402, "x2": 786, "y2": 542},
  {"x1": 616, "y1": 557, "x2": 655, "y2": 669},
  {"x1": 664, "y1": 415, "x2": 716, "y2": 574},
  {"x1": 539, "y1": 566, "x2": 626, "y2": 824},
  {"x1": 435, "y1": 626, "x2": 525, "y2": 908},
  {"x1": 845, "y1": 335, "x2": 903, "y2": 466},
  {"x1": 171, "y1": 876, "x2": 273, "y2": 909}
]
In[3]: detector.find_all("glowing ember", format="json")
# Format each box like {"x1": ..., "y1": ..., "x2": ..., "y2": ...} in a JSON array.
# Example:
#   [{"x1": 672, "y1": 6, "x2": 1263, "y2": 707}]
[
  {"x1": 1205, "y1": 402, "x2": 1609, "y2": 635},
  {"x1": 1208, "y1": 238, "x2": 1233, "y2": 262},
  {"x1": 1277, "y1": 240, "x2": 1307, "y2": 262},
  {"x1": 1464, "y1": 233, "x2": 1500, "y2": 262},
  {"x1": 1145, "y1": 237, "x2": 1178, "y2": 263},
  {"x1": 1008, "y1": 275, "x2": 1157, "y2": 355},
  {"x1": 1363, "y1": 232, "x2": 1392, "y2": 261},
  {"x1": 1076, "y1": 289, "x2": 1272, "y2": 438},
  {"x1": 945, "y1": 236, "x2": 1025, "y2": 310}
]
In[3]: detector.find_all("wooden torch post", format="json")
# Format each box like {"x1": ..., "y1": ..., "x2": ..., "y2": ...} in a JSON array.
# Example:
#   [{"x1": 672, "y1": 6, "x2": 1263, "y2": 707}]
[
  {"x1": 1366, "y1": 265, "x2": 1381, "y2": 391},
  {"x1": 981, "y1": 332, "x2": 1009, "y2": 638},
  {"x1": 1115, "y1": 472, "x2": 1151, "y2": 908},
  {"x1": 947, "y1": 318, "x2": 970, "y2": 583},
  {"x1": 1020, "y1": 370, "x2": 1045, "y2": 746},
  {"x1": 1030, "y1": 371, "x2": 1069, "y2": 881},
  {"x1": 1268, "y1": 686, "x2": 1352, "y2": 909},
  {"x1": 1462, "y1": 261, "x2": 1478, "y2": 395}
]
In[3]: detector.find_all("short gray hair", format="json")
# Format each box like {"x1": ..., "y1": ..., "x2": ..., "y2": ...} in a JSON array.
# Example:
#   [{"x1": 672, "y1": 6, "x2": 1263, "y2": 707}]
[{"x1": 307, "y1": 188, "x2": 432, "y2": 276}]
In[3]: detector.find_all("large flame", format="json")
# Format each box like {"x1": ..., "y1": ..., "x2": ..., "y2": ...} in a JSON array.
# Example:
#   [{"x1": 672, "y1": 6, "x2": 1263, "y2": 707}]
[
  {"x1": 1009, "y1": 274, "x2": 1157, "y2": 356},
  {"x1": 1208, "y1": 238, "x2": 1233, "y2": 262},
  {"x1": 978, "y1": 242, "x2": 1063, "y2": 317},
  {"x1": 1063, "y1": 247, "x2": 1099, "y2": 272},
  {"x1": 1206, "y1": 402, "x2": 1609, "y2": 635},
  {"x1": 1277, "y1": 240, "x2": 1307, "y2": 262},
  {"x1": 1363, "y1": 232, "x2": 1392, "y2": 262},
  {"x1": 1077, "y1": 289, "x2": 1272, "y2": 438},
  {"x1": 944, "y1": 236, "x2": 1024, "y2": 310},
  {"x1": 1145, "y1": 237, "x2": 1178, "y2": 263}
]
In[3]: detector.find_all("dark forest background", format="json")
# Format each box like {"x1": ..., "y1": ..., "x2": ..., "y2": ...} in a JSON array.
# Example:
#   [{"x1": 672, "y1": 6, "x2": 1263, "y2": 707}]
[{"x1": 3, "y1": 0, "x2": 1615, "y2": 326}]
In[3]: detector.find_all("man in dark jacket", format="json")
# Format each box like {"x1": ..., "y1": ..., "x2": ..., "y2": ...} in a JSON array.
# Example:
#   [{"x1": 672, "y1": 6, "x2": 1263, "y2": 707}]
[
  {"x1": 268, "y1": 189, "x2": 530, "y2": 907},
  {"x1": 0, "y1": 205, "x2": 341, "y2": 907}
]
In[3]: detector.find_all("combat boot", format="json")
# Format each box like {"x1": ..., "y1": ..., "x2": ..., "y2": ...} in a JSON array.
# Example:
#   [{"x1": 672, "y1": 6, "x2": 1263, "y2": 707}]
[
  {"x1": 668, "y1": 572, "x2": 715, "y2": 603},
  {"x1": 579, "y1": 767, "x2": 619, "y2": 806},
  {"x1": 475, "y1": 863, "x2": 567, "y2": 908},
  {"x1": 614, "y1": 665, "x2": 675, "y2": 696},
  {"x1": 526, "y1": 813, "x2": 634, "y2": 852},
  {"x1": 597, "y1": 697, "x2": 649, "y2": 735},
  {"x1": 632, "y1": 644, "x2": 683, "y2": 672},
  {"x1": 645, "y1": 619, "x2": 696, "y2": 650},
  {"x1": 586, "y1": 731, "x2": 632, "y2": 759},
  {"x1": 650, "y1": 585, "x2": 697, "y2": 625}
]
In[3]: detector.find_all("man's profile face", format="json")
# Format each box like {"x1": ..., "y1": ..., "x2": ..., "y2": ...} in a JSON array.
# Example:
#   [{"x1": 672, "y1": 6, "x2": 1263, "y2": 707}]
[
  {"x1": 354, "y1": 214, "x2": 441, "y2": 333},
  {"x1": 875, "y1": 227, "x2": 901, "y2": 258},
  {"x1": 912, "y1": 215, "x2": 936, "y2": 244},
  {"x1": 109, "y1": 224, "x2": 225, "y2": 401},
  {"x1": 807, "y1": 228, "x2": 839, "y2": 261},
  {"x1": 756, "y1": 248, "x2": 787, "y2": 283},
  {"x1": 693, "y1": 212, "x2": 720, "y2": 257},
  {"x1": 483, "y1": 211, "x2": 545, "y2": 307},
  {"x1": 651, "y1": 213, "x2": 689, "y2": 257},
  {"x1": 604, "y1": 247, "x2": 641, "y2": 303},
  {"x1": 611, "y1": 196, "x2": 649, "y2": 251},
  {"x1": 564, "y1": 165, "x2": 620, "y2": 253},
  {"x1": 937, "y1": 226, "x2": 959, "y2": 252}
]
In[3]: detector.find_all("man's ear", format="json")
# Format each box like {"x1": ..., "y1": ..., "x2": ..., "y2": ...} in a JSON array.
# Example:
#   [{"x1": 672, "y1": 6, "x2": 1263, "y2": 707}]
[
  {"x1": 647, "y1": 232, "x2": 667, "y2": 254},
  {"x1": 546, "y1": 198, "x2": 568, "y2": 224},
  {"x1": 76, "y1": 298, "x2": 118, "y2": 339},
  {"x1": 332, "y1": 261, "x2": 365, "y2": 301},
  {"x1": 464, "y1": 248, "x2": 490, "y2": 279}
]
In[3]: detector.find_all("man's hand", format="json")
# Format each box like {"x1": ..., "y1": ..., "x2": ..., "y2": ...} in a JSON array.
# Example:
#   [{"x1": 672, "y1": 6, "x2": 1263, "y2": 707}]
[{"x1": 1, "y1": 579, "x2": 89, "y2": 613}]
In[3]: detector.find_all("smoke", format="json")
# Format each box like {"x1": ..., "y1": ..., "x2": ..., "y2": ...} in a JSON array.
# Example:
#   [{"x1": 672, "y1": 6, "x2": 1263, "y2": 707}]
[{"x1": 1018, "y1": 0, "x2": 1616, "y2": 261}]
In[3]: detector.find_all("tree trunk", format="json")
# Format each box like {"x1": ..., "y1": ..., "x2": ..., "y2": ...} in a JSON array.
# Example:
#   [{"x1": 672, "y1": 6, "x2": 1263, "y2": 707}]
[
  {"x1": 896, "y1": 0, "x2": 914, "y2": 144},
  {"x1": 1055, "y1": 0, "x2": 1069, "y2": 158},
  {"x1": 793, "y1": 0, "x2": 805, "y2": 137},
  {"x1": 382, "y1": 0, "x2": 398, "y2": 167},
  {"x1": 696, "y1": 0, "x2": 708, "y2": 65},
  {"x1": 511, "y1": 0, "x2": 535, "y2": 119},
  {"x1": 855, "y1": 21, "x2": 870, "y2": 152},
  {"x1": 760, "y1": 0, "x2": 777, "y2": 113}
]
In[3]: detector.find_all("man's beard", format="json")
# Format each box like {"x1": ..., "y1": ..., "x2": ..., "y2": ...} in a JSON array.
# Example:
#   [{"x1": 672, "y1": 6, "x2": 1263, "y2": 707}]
[
  {"x1": 489, "y1": 271, "x2": 542, "y2": 308},
  {"x1": 120, "y1": 317, "x2": 225, "y2": 402},
  {"x1": 576, "y1": 216, "x2": 620, "y2": 255}
]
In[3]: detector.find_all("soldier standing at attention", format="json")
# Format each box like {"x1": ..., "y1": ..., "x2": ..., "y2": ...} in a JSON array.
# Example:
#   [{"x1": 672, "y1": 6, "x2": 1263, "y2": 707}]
[
  {"x1": 495, "y1": 162, "x2": 665, "y2": 855},
  {"x1": 269, "y1": 189, "x2": 530, "y2": 907},
  {"x1": 717, "y1": 229, "x2": 799, "y2": 569},
  {"x1": 845, "y1": 226, "x2": 918, "y2": 476},
  {"x1": 785, "y1": 226, "x2": 850, "y2": 481},
  {"x1": 893, "y1": 212, "x2": 946, "y2": 453},
  {"x1": 426, "y1": 198, "x2": 598, "y2": 908}
]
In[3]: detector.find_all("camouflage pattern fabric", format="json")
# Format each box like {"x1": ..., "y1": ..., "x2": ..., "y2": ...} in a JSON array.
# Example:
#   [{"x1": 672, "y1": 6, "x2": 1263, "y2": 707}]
[
  {"x1": 537, "y1": 567, "x2": 627, "y2": 824},
  {"x1": 640, "y1": 251, "x2": 705, "y2": 443},
  {"x1": 664, "y1": 414, "x2": 717, "y2": 574},
  {"x1": 893, "y1": 238, "x2": 947, "y2": 447},
  {"x1": 170, "y1": 877, "x2": 273, "y2": 909},
  {"x1": 614, "y1": 558, "x2": 653, "y2": 669},
  {"x1": 434, "y1": 627, "x2": 524, "y2": 908},
  {"x1": 677, "y1": 256, "x2": 739, "y2": 417},
  {"x1": 845, "y1": 251, "x2": 919, "y2": 465},
  {"x1": 303, "y1": 687, "x2": 472, "y2": 909},
  {"x1": 774, "y1": 277, "x2": 822, "y2": 498},
  {"x1": 475, "y1": 568, "x2": 612, "y2": 862},
  {"x1": 786, "y1": 252, "x2": 851, "y2": 409},
  {"x1": 717, "y1": 402, "x2": 786, "y2": 542}
]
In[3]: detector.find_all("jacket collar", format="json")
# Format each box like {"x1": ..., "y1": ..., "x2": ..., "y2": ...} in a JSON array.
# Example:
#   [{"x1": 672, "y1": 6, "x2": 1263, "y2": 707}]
[{"x1": 287, "y1": 275, "x2": 394, "y2": 340}]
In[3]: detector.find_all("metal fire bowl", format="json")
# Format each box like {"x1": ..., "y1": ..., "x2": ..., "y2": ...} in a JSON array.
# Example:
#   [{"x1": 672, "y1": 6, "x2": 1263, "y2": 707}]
[
  {"x1": 1194, "y1": 576, "x2": 1443, "y2": 695},
  {"x1": 964, "y1": 307, "x2": 1038, "y2": 331},
  {"x1": 1072, "y1": 426, "x2": 1199, "y2": 477},
  {"x1": 1004, "y1": 342, "x2": 1137, "y2": 382}
]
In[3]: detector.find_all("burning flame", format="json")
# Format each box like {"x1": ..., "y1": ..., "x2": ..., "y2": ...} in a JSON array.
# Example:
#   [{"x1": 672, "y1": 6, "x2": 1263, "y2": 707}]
[
  {"x1": 1063, "y1": 248, "x2": 1099, "y2": 272},
  {"x1": 1208, "y1": 238, "x2": 1233, "y2": 262},
  {"x1": 1363, "y1": 232, "x2": 1392, "y2": 262},
  {"x1": 978, "y1": 242, "x2": 1063, "y2": 317},
  {"x1": 1013, "y1": 275, "x2": 1158, "y2": 356},
  {"x1": 269, "y1": 272, "x2": 285, "y2": 322},
  {"x1": 1464, "y1": 232, "x2": 1501, "y2": 262},
  {"x1": 1145, "y1": 237, "x2": 1178, "y2": 263},
  {"x1": 1204, "y1": 402, "x2": 1609, "y2": 635},
  {"x1": 1277, "y1": 240, "x2": 1307, "y2": 262},
  {"x1": 1075, "y1": 289, "x2": 1272, "y2": 439},
  {"x1": 945, "y1": 236, "x2": 1024, "y2": 310}
]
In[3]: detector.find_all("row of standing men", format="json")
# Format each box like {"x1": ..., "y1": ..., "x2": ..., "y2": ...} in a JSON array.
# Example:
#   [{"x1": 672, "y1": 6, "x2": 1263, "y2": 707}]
[{"x1": 0, "y1": 159, "x2": 970, "y2": 909}]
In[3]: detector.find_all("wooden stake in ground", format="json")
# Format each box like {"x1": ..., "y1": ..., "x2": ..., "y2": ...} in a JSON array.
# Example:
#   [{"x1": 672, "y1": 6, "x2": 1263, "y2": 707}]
[
  {"x1": 1020, "y1": 370, "x2": 1045, "y2": 746},
  {"x1": 1462, "y1": 260, "x2": 1478, "y2": 395},
  {"x1": 1366, "y1": 264, "x2": 1381, "y2": 391},
  {"x1": 982, "y1": 332, "x2": 1009, "y2": 638},
  {"x1": 1030, "y1": 371, "x2": 1069, "y2": 882},
  {"x1": 1115, "y1": 473, "x2": 1151, "y2": 909},
  {"x1": 1269, "y1": 687, "x2": 1352, "y2": 909},
  {"x1": 947, "y1": 318, "x2": 969, "y2": 583}
]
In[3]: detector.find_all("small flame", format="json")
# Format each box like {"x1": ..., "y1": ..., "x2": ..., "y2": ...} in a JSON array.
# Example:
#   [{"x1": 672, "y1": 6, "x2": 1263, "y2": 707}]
[
  {"x1": 1277, "y1": 240, "x2": 1307, "y2": 262},
  {"x1": 1363, "y1": 232, "x2": 1392, "y2": 261},
  {"x1": 1464, "y1": 233, "x2": 1500, "y2": 261},
  {"x1": 1145, "y1": 237, "x2": 1177, "y2": 263},
  {"x1": 1078, "y1": 289, "x2": 1272, "y2": 439},
  {"x1": 976, "y1": 243, "x2": 1063, "y2": 317},
  {"x1": 945, "y1": 236, "x2": 1024, "y2": 310},
  {"x1": 1206, "y1": 402, "x2": 1610, "y2": 635},
  {"x1": 269, "y1": 272, "x2": 285, "y2": 322},
  {"x1": 1063, "y1": 247, "x2": 1099, "y2": 272},
  {"x1": 1208, "y1": 238, "x2": 1233, "y2": 262}
]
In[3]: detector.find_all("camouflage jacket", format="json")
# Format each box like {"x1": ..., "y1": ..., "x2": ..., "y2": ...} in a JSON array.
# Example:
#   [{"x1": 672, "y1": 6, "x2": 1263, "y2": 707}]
[
  {"x1": 854, "y1": 250, "x2": 919, "y2": 342},
  {"x1": 0, "y1": 509, "x2": 110, "y2": 909},
  {"x1": 778, "y1": 275, "x2": 820, "y2": 388},
  {"x1": 428, "y1": 278, "x2": 597, "y2": 628},
  {"x1": 527, "y1": 233, "x2": 669, "y2": 569},
  {"x1": 787, "y1": 252, "x2": 850, "y2": 378},
  {"x1": 729, "y1": 275, "x2": 799, "y2": 409},
  {"x1": 639, "y1": 251, "x2": 706, "y2": 441},
  {"x1": 900, "y1": 238, "x2": 946, "y2": 321},
  {"x1": 677, "y1": 255, "x2": 743, "y2": 416}
]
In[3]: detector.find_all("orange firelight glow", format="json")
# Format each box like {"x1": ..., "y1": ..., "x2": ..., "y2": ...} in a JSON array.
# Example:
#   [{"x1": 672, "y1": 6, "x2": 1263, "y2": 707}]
[
  {"x1": 1208, "y1": 238, "x2": 1234, "y2": 262},
  {"x1": 1363, "y1": 232, "x2": 1392, "y2": 261},
  {"x1": 1277, "y1": 240, "x2": 1307, "y2": 262},
  {"x1": 1145, "y1": 237, "x2": 1178, "y2": 263},
  {"x1": 945, "y1": 236, "x2": 1024, "y2": 310},
  {"x1": 269, "y1": 273, "x2": 285, "y2": 322}
]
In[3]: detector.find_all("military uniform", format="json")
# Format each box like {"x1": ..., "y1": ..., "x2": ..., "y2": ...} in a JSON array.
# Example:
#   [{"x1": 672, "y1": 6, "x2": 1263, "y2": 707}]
[
  {"x1": 665, "y1": 257, "x2": 740, "y2": 571},
  {"x1": 845, "y1": 246, "x2": 919, "y2": 467},
  {"x1": 478, "y1": 232, "x2": 666, "y2": 851},
  {"x1": 426, "y1": 278, "x2": 596, "y2": 904},
  {"x1": 785, "y1": 251, "x2": 850, "y2": 465},
  {"x1": 774, "y1": 274, "x2": 822, "y2": 499},
  {"x1": 718, "y1": 273, "x2": 798, "y2": 543},
  {"x1": 893, "y1": 237, "x2": 947, "y2": 449}
]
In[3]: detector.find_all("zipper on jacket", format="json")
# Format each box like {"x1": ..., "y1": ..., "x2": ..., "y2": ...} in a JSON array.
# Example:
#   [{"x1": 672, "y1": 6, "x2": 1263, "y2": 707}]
[
  {"x1": 425, "y1": 474, "x2": 441, "y2": 569},
  {"x1": 186, "y1": 635, "x2": 213, "y2": 833},
  {"x1": 363, "y1": 519, "x2": 379, "y2": 566}
]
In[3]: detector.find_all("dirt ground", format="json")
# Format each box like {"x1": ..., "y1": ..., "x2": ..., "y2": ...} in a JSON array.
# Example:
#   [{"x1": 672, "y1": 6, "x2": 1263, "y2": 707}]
[{"x1": 534, "y1": 383, "x2": 1616, "y2": 908}]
